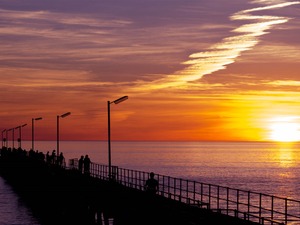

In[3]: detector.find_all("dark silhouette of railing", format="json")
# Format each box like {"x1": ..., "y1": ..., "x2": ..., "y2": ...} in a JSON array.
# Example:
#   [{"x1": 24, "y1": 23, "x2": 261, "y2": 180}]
[{"x1": 67, "y1": 160, "x2": 300, "y2": 225}]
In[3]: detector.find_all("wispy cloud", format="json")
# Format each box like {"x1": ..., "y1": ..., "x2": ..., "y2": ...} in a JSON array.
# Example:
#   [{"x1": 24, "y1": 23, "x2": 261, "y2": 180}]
[
  {"x1": 1, "y1": 1, "x2": 298, "y2": 97},
  {"x1": 267, "y1": 80, "x2": 300, "y2": 86},
  {"x1": 130, "y1": 1, "x2": 300, "y2": 92},
  {"x1": 0, "y1": 8, "x2": 131, "y2": 27}
]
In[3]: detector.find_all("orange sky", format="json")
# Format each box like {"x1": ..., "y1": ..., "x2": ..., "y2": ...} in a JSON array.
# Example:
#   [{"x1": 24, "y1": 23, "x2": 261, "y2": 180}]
[{"x1": 1, "y1": 0, "x2": 300, "y2": 142}]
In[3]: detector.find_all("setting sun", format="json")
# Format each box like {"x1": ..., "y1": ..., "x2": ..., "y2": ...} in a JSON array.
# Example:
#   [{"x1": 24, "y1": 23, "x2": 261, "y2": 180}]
[{"x1": 269, "y1": 117, "x2": 300, "y2": 142}]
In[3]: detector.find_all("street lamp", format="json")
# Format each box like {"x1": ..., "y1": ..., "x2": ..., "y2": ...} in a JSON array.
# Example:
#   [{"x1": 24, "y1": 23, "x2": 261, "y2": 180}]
[
  {"x1": 107, "y1": 95, "x2": 128, "y2": 179},
  {"x1": 57, "y1": 112, "x2": 71, "y2": 158},
  {"x1": 7, "y1": 128, "x2": 15, "y2": 150},
  {"x1": 5, "y1": 129, "x2": 8, "y2": 148},
  {"x1": 2, "y1": 129, "x2": 6, "y2": 148},
  {"x1": 15, "y1": 123, "x2": 27, "y2": 149},
  {"x1": 32, "y1": 117, "x2": 42, "y2": 151}
]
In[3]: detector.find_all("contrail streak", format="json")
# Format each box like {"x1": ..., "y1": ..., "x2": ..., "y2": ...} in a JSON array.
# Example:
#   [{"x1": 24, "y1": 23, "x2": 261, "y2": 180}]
[{"x1": 131, "y1": 1, "x2": 300, "y2": 91}]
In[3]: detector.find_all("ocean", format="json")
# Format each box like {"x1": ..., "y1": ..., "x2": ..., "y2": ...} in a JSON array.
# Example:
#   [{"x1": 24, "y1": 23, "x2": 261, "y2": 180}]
[{"x1": 1, "y1": 141, "x2": 300, "y2": 224}]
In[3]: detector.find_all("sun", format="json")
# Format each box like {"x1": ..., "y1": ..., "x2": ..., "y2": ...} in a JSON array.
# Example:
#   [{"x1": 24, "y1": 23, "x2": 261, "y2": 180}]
[{"x1": 269, "y1": 117, "x2": 300, "y2": 142}]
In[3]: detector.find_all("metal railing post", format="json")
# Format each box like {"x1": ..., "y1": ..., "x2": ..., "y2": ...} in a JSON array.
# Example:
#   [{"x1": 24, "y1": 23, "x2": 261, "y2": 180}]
[
  {"x1": 186, "y1": 180, "x2": 189, "y2": 203},
  {"x1": 259, "y1": 193, "x2": 262, "y2": 221},
  {"x1": 227, "y1": 187, "x2": 229, "y2": 215},
  {"x1": 285, "y1": 198, "x2": 288, "y2": 225},
  {"x1": 271, "y1": 195, "x2": 274, "y2": 224},
  {"x1": 209, "y1": 184, "x2": 211, "y2": 207},
  {"x1": 179, "y1": 178, "x2": 182, "y2": 202},
  {"x1": 160, "y1": 175, "x2": 163, "y2": 195},
  {"x1": 237, "y1": 189, "x2": 239, "y2": 217},
  {"x1": 217, "y1": 185, "x2": 220, "y2": 210},
  {"x1": 248, "y1": 191, "x2": 250, "y2": 220},
  {"x1": 174, "y1": 178, "x2": 177, "y2": 200},
  {"x1": 201, "y1": 183, "x2": 203, "y2": 203},
  {"x1": 193, "y1": 181, "x2": 196, "y2": 202},
  {"x1": 168, "y1": 176, "x2": 170, "y2": 197}
]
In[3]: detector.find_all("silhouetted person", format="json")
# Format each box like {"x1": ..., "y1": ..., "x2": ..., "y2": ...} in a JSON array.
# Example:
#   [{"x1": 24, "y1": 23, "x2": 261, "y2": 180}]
[
  {"x1": 59, "y1": 152, "x2": 64, "y2": 167},
  {"x1": 84, "y1": 155, "x2": 91, "y2": 175},
  {"x1": 78, "y1": 155, "x2": 84, "y2": 173},
  {"x1": 46, "y1": 151, "x2": 51, "y2": 163},
  {"x1": 144, "y1": 172, "x2": 159, "y2": 194},
  {"x1": 51, "y1": 150, "x2": 56, "y2": 164}
]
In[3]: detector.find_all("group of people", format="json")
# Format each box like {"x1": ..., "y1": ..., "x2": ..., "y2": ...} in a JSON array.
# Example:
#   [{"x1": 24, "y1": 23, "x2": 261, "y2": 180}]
[
  {"x1": 45, "y1": 150, "x2": 65, "y2": 166},
  {"x1": 78, "y1": 155, "x2": 91, "y2": 175},
  {"x1": 1, "y1": 145, "x2": 160, "y2": 195}
]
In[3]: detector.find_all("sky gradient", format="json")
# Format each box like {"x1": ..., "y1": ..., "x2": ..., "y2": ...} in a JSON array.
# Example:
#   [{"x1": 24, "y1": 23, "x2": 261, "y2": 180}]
[{"x1": 1, "y1": 0, "x2": 300, "y2": 142}]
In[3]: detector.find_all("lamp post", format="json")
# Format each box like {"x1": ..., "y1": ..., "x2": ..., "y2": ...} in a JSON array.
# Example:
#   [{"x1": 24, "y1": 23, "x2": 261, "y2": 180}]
[
  {"x1": 32, "y1": 117, "x2": 42, "y2": 151},
  {"x1": 5, "y1": 129, "x2": 8, "y2": 148},
  {"x1": 12, "y1": 128, "x2": 15, "y2": 149},
  {"x1": 15, "y1": 123, "x2": 27, "y2": 149},
  {"x1": 107, "y1": 95, "x2": 128, "y2": 179},
  {"x1": 2, "y1": 129, "x2": 6, "y2": 148},
  {"x1": 7, "y1": 128, "x2": 15, "y2": 150},
  {"x1": 57, "y1": 112, "x2": 71, "y2": 158}
]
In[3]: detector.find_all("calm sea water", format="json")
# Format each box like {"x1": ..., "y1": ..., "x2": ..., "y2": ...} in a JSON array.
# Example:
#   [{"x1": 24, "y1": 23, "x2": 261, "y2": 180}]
[
  {"x1": 0, "y1": 177, "x2": 40, "y2": 225},
  {"x1": 1, "y1": 141, "x2": 300, "y2": 224}
]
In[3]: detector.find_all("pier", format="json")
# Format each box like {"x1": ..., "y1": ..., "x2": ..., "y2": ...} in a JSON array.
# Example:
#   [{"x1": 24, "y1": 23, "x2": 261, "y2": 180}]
[{"x1": 0, "y1": 147, "x2": 299, "y2": 225}]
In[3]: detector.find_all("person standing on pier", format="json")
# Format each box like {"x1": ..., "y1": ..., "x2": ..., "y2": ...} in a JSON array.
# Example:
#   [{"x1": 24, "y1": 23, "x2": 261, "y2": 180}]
[
  {"x1": 58, "y1": 152, "x2": 65, "y2": 167},
  {"x1": 84, "y1": 155, "x2": 91, "y2": 175},
  {"x1": 51, "y1": 150, "x2": 56, "y2": 164},
  {"x1": 78, "y1": 155, "x2": 84, "y2": 173},
  {"x1": 46, "y1": 151, "x2": 51, "y2": 164},
  {"x1": 144, "y1": 172, "x2": 159, "y2": 194}
]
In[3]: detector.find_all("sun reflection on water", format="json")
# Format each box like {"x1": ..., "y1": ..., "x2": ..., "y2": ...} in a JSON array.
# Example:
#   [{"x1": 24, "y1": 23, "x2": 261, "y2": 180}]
[{"x1": 273, "y1": 142, "x2": 297, "y2": 168}]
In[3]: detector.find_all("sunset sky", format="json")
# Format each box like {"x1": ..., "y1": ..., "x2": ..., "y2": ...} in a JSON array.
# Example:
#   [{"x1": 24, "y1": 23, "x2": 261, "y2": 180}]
[{"x1": 1, "y1": 0, "x2": 300, "y2": 142}]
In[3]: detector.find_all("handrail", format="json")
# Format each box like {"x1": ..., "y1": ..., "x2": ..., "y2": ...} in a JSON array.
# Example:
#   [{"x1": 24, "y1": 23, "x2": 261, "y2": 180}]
[{"x1": 79, "y1": 161, "x2": 300, "y2": 225}]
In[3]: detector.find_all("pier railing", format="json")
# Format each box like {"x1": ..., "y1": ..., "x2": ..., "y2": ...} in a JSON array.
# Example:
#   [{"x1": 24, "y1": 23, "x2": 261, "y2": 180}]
[{"x1": 69, "y1": 161, "x2": 300, "y2": 225}]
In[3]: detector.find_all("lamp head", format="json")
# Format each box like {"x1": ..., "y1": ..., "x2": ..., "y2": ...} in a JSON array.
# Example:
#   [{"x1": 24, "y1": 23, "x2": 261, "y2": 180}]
[
  {"x1": 61, "y1": 112, "x2": 71, "y2": 118},
  {"x1": 113, "y1": 96, "x2": 128, "y2": 104}
]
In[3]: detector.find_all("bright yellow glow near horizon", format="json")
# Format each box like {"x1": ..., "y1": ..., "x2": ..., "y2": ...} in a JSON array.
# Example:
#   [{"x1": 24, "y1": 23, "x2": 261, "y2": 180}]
[{"x1": 269, "y1": 117, "x2": 300, "y2": 142}]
